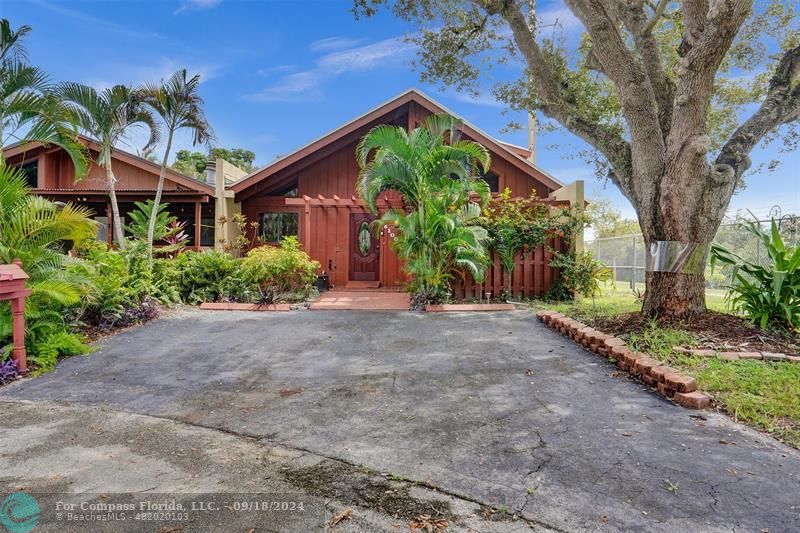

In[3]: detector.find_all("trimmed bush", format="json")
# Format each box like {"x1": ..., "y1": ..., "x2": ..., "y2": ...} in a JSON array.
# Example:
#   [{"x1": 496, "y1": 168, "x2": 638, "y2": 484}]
[{"x1": 241, "y1": 237, "x2": 319, "y2": 303}]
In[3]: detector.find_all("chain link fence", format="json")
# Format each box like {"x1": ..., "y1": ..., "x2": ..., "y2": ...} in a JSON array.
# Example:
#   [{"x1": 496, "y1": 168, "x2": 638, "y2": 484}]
[{"x1": 586, "y1": 215, "x2": 799, "y2": 290}]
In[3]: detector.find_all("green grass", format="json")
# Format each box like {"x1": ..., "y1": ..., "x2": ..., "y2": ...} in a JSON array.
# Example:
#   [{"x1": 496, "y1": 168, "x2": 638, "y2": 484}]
[
  {"x1": 529, "y1": 282, "x2": 727, "y2": 320},
  {"x1": 531, "y1": 288, "x2": 800, "y2": 449}
]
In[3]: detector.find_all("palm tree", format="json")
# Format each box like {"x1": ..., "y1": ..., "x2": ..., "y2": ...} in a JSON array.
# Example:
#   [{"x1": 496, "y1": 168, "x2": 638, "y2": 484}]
[
  {"x1": 140, "y1": 69, "x2": 213, "y2": 264},
  {"x1": 0, "y1": 164, "x2": 96, "y2": 308},
  {"x1": 58, "y1": 83, "x2": 160, "y2": 250},
  {"x1": 0, "y1": 18, "x2": 88, "y2": 177},
  {"x1": 356, "y1": 114, "x2": 492, "y2": 303}
]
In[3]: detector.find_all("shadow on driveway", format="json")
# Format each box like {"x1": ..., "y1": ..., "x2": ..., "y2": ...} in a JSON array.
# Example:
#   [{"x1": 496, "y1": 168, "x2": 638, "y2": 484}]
[{"x1": 2, "y1": 308, "x2": 799, "y2": 532}]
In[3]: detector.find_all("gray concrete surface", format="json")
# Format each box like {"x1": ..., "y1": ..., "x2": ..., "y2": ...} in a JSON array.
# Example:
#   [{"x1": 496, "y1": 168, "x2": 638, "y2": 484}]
[{"x1": 2, "y1": 308, "x2": 799, "y2": 532}]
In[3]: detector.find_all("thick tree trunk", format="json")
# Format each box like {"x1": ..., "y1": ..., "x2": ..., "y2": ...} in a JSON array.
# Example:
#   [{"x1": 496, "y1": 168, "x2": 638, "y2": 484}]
[{"x1": 642, "y1": 271, "x2": 706, "y2": 317}]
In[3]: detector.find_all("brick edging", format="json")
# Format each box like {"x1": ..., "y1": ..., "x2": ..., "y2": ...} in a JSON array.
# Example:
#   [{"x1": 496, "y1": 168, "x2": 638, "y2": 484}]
[{"x1": 536, "y1": 310, "x2": 712, "y2": 410}]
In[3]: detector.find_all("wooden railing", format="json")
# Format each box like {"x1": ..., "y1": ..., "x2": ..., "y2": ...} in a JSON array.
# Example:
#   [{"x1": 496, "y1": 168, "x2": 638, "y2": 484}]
[{"x1": 451, "y1": 237, "x2": 565, "y2": 300}]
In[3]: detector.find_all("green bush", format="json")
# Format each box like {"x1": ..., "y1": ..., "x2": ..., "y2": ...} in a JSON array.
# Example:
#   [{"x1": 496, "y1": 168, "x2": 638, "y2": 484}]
[
  {"x1": 174, "y1": 250, "x2": 251, "y2": 304},
  {"x1": 549, "y1": 250, "x2": 612, "y2": 301},
  {"x1": 711, "y1": 219, "x2": 800, "y2": 331},
  {"x1": 241, "y1": 236, "x2": 319, "y2": 302}
]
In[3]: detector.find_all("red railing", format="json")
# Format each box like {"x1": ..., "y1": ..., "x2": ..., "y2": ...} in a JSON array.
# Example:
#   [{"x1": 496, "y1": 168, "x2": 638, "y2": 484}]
[{"x1": 451, "y1": 237, "x2": 565, "y2": 300}]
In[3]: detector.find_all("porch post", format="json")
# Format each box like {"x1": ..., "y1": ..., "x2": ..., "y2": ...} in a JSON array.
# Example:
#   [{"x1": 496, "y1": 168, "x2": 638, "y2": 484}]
[
  {"x1": 11, "y1": 296, "x2": 26, "y2": 373},
  {"x1": 303, "y1": 195, "x2": 312, "y2": 252},
  {"x1": 194, "y1": 200, "x2": 202, "y2": 251}
]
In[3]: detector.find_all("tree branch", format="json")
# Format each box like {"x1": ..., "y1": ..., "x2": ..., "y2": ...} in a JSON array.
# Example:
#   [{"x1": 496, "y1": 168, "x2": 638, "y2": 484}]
[
  {"x1": 479, "y1": 0, "x2": 634, "y2": 198},
  {"x1": 619, "y1": 0, "x2": 675, "y2": 137},
  {"x1": 715, "y1": 43, "x2": 800, "y2": 178}
]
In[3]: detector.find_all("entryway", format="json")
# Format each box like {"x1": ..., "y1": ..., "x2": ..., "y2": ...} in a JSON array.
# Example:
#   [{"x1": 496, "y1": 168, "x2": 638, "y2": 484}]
[{"x1": 309, "y1": 289, "x2": 409, "y2": 310}]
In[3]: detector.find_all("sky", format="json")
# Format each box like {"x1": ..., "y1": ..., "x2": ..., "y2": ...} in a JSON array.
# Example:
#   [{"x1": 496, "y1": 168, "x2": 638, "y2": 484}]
[{"x1": 4, "y1": 0, "x2": 799, "y2": 221}]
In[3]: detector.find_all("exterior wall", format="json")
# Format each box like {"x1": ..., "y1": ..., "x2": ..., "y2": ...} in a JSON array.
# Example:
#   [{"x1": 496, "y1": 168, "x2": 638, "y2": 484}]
[
  {"x1": 238, "y1": 101, "x2": 566, "y2": 291},
  {"x1": 550, "y1": 180, "x2": 585, "y2": 252},
  {"x1": 214, "y1": 159, "x2": 248, "y2": 252}
]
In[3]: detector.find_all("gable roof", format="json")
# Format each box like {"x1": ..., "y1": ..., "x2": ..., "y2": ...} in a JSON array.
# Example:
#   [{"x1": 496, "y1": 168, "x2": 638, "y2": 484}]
[
  {"x1": 2, "y1": 135, "x2": 215, "y2": 196},
  {"x1": 229, "y1": 88, "x2": 563, "y2": 195}
]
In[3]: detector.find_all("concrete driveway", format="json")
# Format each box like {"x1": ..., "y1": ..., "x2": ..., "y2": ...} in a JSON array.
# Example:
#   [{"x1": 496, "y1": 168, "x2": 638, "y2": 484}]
[{"x1": 2, "y1": 308, "x2": 799, "y2": 532}]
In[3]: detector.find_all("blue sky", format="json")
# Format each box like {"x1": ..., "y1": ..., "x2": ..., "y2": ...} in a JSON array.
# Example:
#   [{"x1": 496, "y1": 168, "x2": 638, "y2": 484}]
[{"x1": 6, "y1": 0, "x2": 799, "y2": 220}]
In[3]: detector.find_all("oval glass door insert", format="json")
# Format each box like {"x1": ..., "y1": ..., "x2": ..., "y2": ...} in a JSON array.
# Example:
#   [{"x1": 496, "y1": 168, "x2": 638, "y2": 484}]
[{"x1": 358, "y1": 222, "x2": 372, "y2": 256}]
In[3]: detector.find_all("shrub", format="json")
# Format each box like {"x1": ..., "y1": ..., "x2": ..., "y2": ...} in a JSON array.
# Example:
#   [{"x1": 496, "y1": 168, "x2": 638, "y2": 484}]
[
  {"x1": 241, "y1": 236, "x2": 319, "y2": 302},
  {"x1": 174, "y1": 250, "x2": 250, "y2": 304},
  {"x1": 711, "y1": 219, "x2": 800, "y2": 331},
  {"x1": 549, "y1": 250, "x2": 612, "y2": 301}
]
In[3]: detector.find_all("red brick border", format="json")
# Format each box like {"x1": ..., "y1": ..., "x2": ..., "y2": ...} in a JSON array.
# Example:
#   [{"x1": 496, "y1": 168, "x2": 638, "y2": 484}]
[{"x1": 536, "y1": 310, "x2": 712, "y2": 410}]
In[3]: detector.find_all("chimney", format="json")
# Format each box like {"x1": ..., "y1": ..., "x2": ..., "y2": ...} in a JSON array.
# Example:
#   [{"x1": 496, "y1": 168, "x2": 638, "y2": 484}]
[
  {"x1": 205, "y1": 156, "x2": 217, "y2": 185},
  {"x1": 527, "y1": 112, "x2": 537, "y2": 164}
]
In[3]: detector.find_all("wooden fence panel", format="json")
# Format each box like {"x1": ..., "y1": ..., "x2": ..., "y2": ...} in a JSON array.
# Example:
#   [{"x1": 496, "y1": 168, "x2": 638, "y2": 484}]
[{"x1": 452, "y1": 241, "x2": 564, "y2": 300}]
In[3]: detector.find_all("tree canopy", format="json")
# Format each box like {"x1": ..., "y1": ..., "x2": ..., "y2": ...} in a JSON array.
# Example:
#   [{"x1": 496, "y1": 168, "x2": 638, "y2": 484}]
[{"x1": 172, "y1": 147, "x2": 256, "y2": 179}]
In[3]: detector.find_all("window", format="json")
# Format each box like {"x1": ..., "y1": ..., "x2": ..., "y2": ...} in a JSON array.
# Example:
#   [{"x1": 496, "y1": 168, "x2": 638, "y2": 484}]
[
  {"x1": 200, "y1": 218, "x2": 215, "y2": 247},
  {"x1": 269, "y1": 180, "x2": 299, "y2": 197},
  {"x1": 482, "y1": 172, "x2": 500, "y2": 193},
  {"x1": 95, "y1": 216, "x2": 109, "y2": 243},
  {"x1": 14, "y1": 160, "x2": 38, "y2": 188},
  {"x1": 258, "y1": 212, "x2": 299, "y2": 243}
]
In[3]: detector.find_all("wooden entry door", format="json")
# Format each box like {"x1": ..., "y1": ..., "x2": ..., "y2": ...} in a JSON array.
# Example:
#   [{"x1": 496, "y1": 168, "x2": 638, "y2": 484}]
[{"x1": 349, "y1": 213, "x2": 379, "y2": 281}]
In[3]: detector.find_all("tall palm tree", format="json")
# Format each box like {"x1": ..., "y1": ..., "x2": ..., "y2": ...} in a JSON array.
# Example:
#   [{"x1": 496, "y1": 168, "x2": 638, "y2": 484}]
[
  {"x1": 356, "y1": 114, "x2": 492, "y2": 303},
  {"x1": 58, "y1": 83, "x2": 160, "y2": 250},
  {"x1": 140, "y1": 69, "x2": 213, "y2": 264},
  {"x1": 0, "y1": 18, "x2": 88, "y2": 177}
]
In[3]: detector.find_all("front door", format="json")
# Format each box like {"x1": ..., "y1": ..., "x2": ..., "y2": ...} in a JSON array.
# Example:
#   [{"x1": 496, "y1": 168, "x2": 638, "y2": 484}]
[{"x1": 349, "y1": 213, "x2": 379, "y2": 282}]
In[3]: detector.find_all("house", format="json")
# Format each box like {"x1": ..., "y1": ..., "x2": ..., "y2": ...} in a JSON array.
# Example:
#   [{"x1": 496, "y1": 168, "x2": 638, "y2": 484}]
[
  {"x1": 3, "y1": 89, "x2": 582, "y2": 297},
  {"x1": 3, "y1": 135, "x2": 217, "y2": 250},
  {"x1": 228, "y1": 89, "x2": 582, "y2": 294}
]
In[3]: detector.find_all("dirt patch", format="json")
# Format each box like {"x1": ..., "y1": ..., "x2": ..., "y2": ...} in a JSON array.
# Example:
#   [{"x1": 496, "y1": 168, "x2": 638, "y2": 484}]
[
  {"x1": 283, "y1": 460, "x2": 453, "y2": 522},
  {"x1": 591, "y1": 311, "x2": 800, "y2": 355}
]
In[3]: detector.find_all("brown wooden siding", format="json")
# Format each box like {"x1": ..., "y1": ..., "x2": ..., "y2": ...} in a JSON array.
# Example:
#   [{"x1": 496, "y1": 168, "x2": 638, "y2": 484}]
[{"x1": 239, "y1": 99, "x2": 566, "y2": 294}]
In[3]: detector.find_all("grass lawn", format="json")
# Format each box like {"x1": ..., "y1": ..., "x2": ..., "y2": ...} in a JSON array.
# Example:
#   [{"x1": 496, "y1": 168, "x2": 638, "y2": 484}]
[{"x1": 530, "y1": 286, "x2": 800, "y2": 448}]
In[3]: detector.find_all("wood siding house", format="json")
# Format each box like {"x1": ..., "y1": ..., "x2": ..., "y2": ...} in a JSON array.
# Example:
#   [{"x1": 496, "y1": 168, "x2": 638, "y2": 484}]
[
  {"x1": 230, "y1": 89, "x2": 579, "y2": 296},
  {"x1": 3, "y1": 136, "x2": 217, "y2": 250}
]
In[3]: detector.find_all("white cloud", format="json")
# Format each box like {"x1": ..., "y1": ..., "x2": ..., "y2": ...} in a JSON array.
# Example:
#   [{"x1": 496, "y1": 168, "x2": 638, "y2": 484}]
[
  {"x1": 317, "y1": 37, "x2": 414, "y2": 74},
  {"x1": 86, "y1": 57, "x2": 223, "y2": 90},
  {"x1": 245, "y1": 72, "x2": 322, "y2": 103},
  {"x1": 310, "y1": 36, "x2": 365, "y2": 52},
  {"x1": 247, "y1": 36, "x2": 414, "y2": 103},
  {"x1": 174, "y1": 0, "x2": 222, "y2": 15},
  {"x1": 450, "y1": 91, "x2": 505, "y2": 109},
  {"x1": 30, "y1": 0, "x2": 163, "y2": 40}
]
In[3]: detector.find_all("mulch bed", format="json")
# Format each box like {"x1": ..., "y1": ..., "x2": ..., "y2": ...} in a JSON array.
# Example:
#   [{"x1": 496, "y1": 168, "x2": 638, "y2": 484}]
[{"x1": 591, "y1": 311, "x2": 800, "y2": 356}]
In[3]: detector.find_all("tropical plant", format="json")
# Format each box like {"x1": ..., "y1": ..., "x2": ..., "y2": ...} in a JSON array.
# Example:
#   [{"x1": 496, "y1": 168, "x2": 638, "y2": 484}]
[
  {"x1": 711, "y1": 219, "x2": 800, "y2": 331},
  {"x1": 241, "y1": 236, "x2": 320, "y2": 303},
  {"x1": 173, "y1": 250, "x2": 247, "y2": 304},
  {"x1": 58, "y1": 82, "x2": 160, "y2": 249},
  {"x1": 549, "y1": 251, "x2": 613, "y2": 305},
  {"x1": 173, "y1": 147, "x2": 255, "y2": 178},
  {"x1": 140, "y1": 69, "x2": 213, "y2": 265},
  {"x1": 356, "y1": 114, "x2": 492, "y2": 304},
  {"x1": 0, "y1": 165, "x2": 95, "y2": 364},
  {"x1": 125, "y1": 200, "x2": 174, "y2": 240},
  {"x1": 0, "y1": 18, "x2": 88, "y2": 177}
]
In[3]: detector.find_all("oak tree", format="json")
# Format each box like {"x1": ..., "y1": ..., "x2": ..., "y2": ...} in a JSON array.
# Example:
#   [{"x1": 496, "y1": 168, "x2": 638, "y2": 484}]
[{"x1": 354, "y1": 0, "x2": 799, "y2": 318}]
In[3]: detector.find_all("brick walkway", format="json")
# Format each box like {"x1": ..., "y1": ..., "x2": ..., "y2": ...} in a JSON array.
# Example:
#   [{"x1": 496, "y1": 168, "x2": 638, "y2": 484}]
[{"x1": 309, "y1": 289, "x2": 410, "y2": 310}]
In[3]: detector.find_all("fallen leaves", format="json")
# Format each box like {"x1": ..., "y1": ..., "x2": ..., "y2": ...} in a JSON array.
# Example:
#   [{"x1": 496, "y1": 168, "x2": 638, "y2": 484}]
[
  {"x1": 410, "y1": 514, "x2": 449, "y2": 532},
  {"x1": 329, "y1": 508, "x2": 353, "y2": 528}
]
